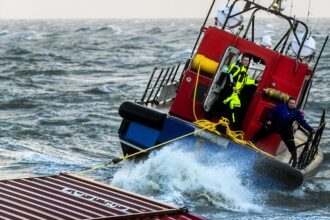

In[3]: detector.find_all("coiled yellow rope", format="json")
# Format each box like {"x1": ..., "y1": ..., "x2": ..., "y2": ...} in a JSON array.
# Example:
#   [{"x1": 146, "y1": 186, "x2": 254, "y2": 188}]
[
  {"x1": 194, "y1": 118, "x2": 274, "y2": 158},
  {"x1": 193, "y1": 60, "x2": 273, "y2": 158}
]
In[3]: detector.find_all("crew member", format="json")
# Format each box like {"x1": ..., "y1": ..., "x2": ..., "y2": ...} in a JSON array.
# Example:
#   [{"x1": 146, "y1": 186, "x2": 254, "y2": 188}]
[
  {"x1": 228, "y1": 55, "x2": 255, "y2": 91},
  {"x1": 224, "y1": 55, "x2": 256, "y2": 127},
  {"x1": 252, "y1": 97, "x2": 314, "y2": 167},
  {"x1": 223, "y1": 87, "x2": 241, "y2": 128}
]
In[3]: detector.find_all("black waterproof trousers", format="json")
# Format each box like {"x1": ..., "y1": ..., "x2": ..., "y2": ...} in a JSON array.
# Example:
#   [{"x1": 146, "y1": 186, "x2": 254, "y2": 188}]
[{"x1": 252, "y1": 124, "x2": 297, "y2": 167}]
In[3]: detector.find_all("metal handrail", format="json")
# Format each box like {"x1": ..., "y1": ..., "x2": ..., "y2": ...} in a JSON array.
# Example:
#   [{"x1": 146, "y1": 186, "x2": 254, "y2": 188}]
[
  {"x1": 140, "y1": 67, "x2": 157, "y2": 103},
  {"x1": 189, "y1": 0, "x2": 311, "y2": 64},
  {"x1": 140, "y1": 63, "x2": 186, "y2": 105},
  {"x1": 297, "y1": 109, "x2": 326, "y2": 169}
]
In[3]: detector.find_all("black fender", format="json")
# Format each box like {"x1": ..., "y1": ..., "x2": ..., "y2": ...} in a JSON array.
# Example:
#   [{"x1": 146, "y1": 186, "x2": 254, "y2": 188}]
[
  {"x1": 119, "y1": 101, "x2": 167, "y2": 130},
  {"x1": 253, "y1": 156, "x2": 304, "y2": 190}
]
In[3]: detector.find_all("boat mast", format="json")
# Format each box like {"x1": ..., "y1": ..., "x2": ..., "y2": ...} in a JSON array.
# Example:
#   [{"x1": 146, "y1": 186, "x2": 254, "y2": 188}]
[{"x1": 190, "y1": 0, "x2": 217, "y2": 58}]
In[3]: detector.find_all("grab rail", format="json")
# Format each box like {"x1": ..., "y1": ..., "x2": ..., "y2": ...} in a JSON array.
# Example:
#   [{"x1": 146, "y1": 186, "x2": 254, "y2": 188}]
[
  {"x1": 139, "y1": 62, "x2": 187, "y2": 105},
  {"x1": 297, "y1": 109, "x2": 326, "y2": 169}
]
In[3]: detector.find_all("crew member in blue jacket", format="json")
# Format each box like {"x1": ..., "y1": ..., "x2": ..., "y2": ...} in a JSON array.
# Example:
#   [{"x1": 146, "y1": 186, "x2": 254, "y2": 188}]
[{"x1": 252, "y1": 97, "x2": 314, "y2": 167}]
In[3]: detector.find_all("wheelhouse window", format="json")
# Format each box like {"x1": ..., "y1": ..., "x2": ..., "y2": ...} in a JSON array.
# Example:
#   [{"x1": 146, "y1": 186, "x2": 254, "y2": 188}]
[{"x1": 246, "y1": 53, "x2": 266, "y2": 82}]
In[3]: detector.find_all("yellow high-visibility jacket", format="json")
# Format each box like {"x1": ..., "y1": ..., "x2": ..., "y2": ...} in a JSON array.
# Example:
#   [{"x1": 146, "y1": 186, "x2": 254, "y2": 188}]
[
  {"x1": 228, "y1": 62, "x2": 255, "y2": 92},
  {"x1": 223, "y1": 92, "x2": 241, "y2": 109}
]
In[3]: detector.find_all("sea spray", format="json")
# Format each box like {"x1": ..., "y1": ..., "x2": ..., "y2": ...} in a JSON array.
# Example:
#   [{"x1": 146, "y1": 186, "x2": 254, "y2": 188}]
[{"x1": 112, "y1": 141, "x2": 263, "y2": 212}]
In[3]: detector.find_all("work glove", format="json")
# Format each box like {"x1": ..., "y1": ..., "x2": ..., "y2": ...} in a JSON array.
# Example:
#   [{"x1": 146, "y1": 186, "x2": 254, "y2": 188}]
[{"x1": 309, "y1": 128, "x2": 316, "y2": 134}]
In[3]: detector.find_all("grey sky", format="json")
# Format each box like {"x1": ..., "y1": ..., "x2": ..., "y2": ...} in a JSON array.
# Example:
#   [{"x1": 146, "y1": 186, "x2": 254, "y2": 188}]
[{"x1": 0, "y1": 0, "x2": 328, "y2": 19}]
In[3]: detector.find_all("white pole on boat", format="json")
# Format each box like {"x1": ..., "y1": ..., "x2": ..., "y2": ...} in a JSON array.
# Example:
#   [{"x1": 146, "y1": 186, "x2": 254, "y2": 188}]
[
  {"x1": 306, "y1": 0, "x2": 311, "y2": 25},
  {"x1": 190, "y1": 0, "x2": 217, "y2": 58},
  {"x1": 308, "y1": 17, "x2": 318, "y2": 39}
]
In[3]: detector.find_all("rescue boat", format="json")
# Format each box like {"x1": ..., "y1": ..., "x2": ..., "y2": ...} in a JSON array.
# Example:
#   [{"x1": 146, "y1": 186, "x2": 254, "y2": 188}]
[{"x1": 117, "y1": 0, "x2": 328, "y2": 190}]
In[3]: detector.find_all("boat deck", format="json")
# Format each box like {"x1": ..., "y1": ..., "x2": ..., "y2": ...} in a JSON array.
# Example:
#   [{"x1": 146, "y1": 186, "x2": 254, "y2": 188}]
[
  {"x1": 0, "y1": 173, "x2": 204, "y2": 220},
  {"x1": 275, "y1": 129, "x2": 307, "y2": 164}
]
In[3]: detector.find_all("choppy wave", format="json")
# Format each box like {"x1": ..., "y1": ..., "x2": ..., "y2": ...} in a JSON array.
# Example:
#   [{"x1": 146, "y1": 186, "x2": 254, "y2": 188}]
[
  {"x1": 75, "y1": 27, "x2": 91, "y2": 32},
  {"x1": 6, "y1": 47, "x2": 33, "y2": 55},
  {"x1": 112, "y1": 144, "x2": 264, "y2": 214},
  {"x1": 75, "y1": 25, "x2": 122, "y2": 35},
  {"x1": 0, "y1": 29, "x2": 9, "y2": 35},
  {"x1": 17, "y1": 30, "x2": 41, "y2": 40},
  {"x1": 98, "y1": 25, "x2": 122, "y2": 35},
  {"x1": 0, "y1": 98, "x2": 39, "y2": 109}
]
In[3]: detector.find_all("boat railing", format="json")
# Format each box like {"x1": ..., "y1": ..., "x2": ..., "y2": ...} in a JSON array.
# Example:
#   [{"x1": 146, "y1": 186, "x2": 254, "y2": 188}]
[
  {"x1": 138, "y1": 60, "x2": 189, "y2": 105},
  {"x1": 191, "y1": 0, "x2": 310, "y2": 62},
  {"x1": 297, "y1": 109, "x2": 326, "y2": 169}
]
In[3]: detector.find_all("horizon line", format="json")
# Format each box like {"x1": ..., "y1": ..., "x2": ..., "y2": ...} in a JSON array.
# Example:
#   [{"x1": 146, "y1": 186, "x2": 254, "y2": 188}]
[{"x1": 0, "y1": 16, "x2": 329, "y2": 20}]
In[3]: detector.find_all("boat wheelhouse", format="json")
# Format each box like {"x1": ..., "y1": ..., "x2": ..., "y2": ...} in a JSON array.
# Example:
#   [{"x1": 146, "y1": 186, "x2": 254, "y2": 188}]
[{"x1": 117, "y1": 0, "x2": 328, "y2": 189}]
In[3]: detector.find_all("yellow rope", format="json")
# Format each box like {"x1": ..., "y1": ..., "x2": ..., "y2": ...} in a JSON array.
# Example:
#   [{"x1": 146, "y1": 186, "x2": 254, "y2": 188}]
[
  {"x1": 77, "y1": 120, "x2": 219, "y2": 176},
  {"x1": 192, "y1": 59, "x2": 273, "y2": 158},
  {"x1": 194, "y1": 118, "x2": 274, "y2": 158},
  {"x1": 77, "y1": 163, "x2": 115, "y2": 175},
  {"x1": 192, "y1": 58, "x2": 202, "y2": 121}
]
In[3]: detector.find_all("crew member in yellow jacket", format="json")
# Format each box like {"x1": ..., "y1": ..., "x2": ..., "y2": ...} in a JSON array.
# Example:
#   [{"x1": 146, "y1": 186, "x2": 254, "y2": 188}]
[
  {"x1": 223, "y1": 55, "x2": 257, "y2": 129},
  {"x1": 228, "y1": 55, "x2": 256, "y2": 92}
]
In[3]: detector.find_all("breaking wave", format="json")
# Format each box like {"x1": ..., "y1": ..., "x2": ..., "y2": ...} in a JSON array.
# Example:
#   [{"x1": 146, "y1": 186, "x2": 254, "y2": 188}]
[{"x1": 112, "y1": 143, "x2": 264, "y2": 213}]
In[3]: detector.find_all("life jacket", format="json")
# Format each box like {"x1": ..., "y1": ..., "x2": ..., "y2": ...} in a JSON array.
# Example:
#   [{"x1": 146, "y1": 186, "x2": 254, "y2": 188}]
[{"x1": 228, "y1": 62, "x2": 255, "y2": 93}]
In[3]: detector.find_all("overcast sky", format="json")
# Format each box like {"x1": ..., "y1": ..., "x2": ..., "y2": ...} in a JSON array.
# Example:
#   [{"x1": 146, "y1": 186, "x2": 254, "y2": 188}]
[{"x1": 0, "y1": 0, "x2": 328, "y2": 19}]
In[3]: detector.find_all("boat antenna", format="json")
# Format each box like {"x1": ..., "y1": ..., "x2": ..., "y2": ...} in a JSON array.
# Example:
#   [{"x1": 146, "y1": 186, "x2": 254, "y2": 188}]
[
  {"x1": 307, "y1": 0, "x2": 311, "y2": 25},
  {"x1": 305, "y1": 0, "x2": 317, "y2": 39},
  {"x1": 289, "y1": 0, "x2": 293, "y2": 17},
  {"x1": 309, "y1": 17, "x2": 318, "y2": 38}
]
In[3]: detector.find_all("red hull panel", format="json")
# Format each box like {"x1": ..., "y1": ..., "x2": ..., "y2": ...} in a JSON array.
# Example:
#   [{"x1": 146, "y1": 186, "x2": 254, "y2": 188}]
[{"x1": 170, "y1": 71, "x2": 211, "y2": 121}]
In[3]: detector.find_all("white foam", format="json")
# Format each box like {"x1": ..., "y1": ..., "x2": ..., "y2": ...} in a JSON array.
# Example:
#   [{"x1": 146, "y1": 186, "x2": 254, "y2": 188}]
[
  {"x1": 112, "y1": 143, "x2": 263, "y2": 212},
  {"x1": 109, "y1": 25, "x2": 122, "y2": 35},
  {"x1": 0, "y1": 29, "x2": 9, "y2": 36},
  {"x1": 18, "y1": 31, "x2": 41, "y2": 40}
]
